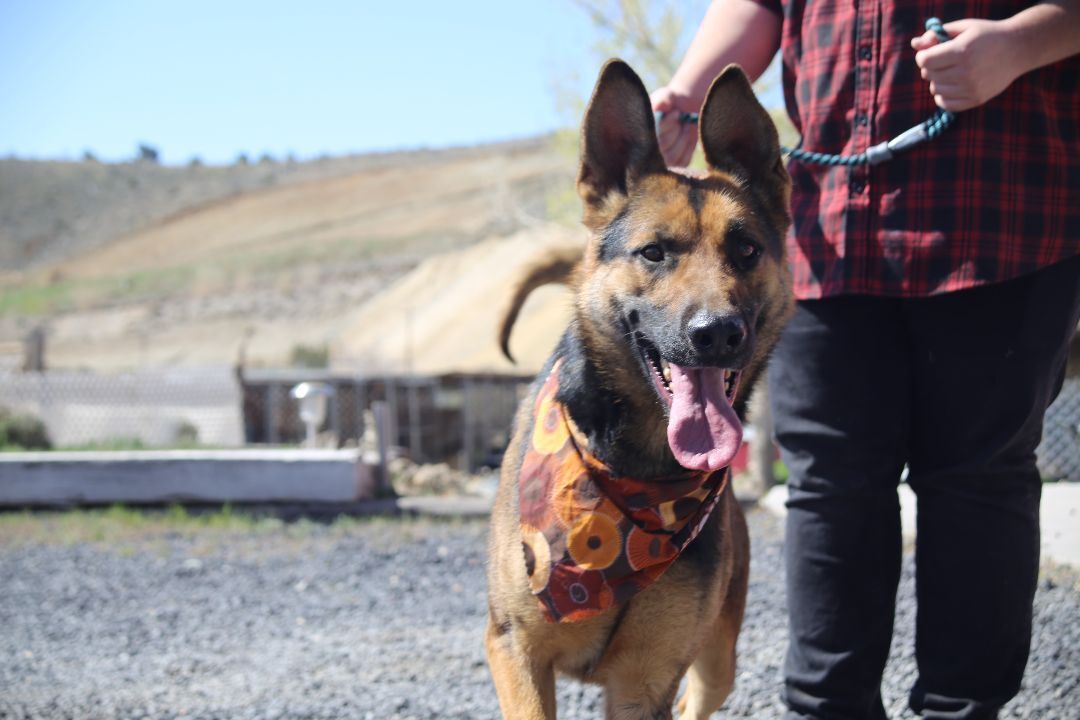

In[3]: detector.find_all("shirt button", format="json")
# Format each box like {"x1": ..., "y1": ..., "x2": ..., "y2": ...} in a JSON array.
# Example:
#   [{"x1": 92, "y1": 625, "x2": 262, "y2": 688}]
[
  {"x1": 850, "y1": 180, "x2": 865, "y2": 195},
  {"x1": 855, "y1": 113, "x2": 869, "y2": 127},
  {"x1": 859, "y1": 45, "x2": 872, "y2": 61}
]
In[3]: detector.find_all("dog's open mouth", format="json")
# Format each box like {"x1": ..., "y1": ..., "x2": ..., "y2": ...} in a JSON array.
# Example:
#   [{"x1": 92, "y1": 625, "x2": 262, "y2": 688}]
[{"x1": 634, "y1": 332, "x2": 744, "y2": 473}]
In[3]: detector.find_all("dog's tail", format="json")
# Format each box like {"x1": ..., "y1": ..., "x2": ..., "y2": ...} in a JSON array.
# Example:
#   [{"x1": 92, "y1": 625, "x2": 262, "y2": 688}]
[{"x1": 499, "y1": 243, "x2": 583, "y2": 363}]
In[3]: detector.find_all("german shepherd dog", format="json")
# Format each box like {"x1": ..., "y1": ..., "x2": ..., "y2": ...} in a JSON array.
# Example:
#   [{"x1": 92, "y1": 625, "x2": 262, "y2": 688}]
[{"x1": 486, "y1": 60, "x2": 792, "y2": 719}]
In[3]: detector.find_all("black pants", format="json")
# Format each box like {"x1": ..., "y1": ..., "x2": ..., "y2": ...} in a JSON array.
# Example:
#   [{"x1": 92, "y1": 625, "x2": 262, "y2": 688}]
[{"x1": 768, "y1": 256, "x2": 1080, "y2": 720}]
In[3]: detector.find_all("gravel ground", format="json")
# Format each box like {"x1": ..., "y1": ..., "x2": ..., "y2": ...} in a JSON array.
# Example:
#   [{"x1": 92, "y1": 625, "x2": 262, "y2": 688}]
[{"x1": 1, "y1": 508, "x2": 1077, "y2": 719}]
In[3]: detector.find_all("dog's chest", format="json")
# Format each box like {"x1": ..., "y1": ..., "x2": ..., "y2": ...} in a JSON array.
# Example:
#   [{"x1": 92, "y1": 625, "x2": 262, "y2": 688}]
[{"x1": 547, "y1": 520, "x2": 726, "y2": 681}]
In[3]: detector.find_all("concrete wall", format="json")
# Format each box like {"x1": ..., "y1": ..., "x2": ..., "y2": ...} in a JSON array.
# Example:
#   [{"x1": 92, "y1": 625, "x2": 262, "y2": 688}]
[{"x1": 0, "y1": 449, "x2": 372, "y2": 507}]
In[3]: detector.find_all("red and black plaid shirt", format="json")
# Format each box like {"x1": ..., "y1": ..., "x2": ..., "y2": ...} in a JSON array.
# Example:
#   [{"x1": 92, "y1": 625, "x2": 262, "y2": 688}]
[{"x1": 752, "y1": 0, "x2": 1080, "y2": 299}]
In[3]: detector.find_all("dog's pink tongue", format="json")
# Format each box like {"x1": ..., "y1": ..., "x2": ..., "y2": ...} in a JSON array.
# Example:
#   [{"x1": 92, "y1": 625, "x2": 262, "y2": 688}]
[{"x1": 666, "y1": 364, "x2": 742, "y2": 472}]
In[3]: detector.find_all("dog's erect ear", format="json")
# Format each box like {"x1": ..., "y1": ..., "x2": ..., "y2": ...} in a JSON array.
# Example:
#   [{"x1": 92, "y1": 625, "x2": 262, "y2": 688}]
[
  {"x1": 577, "y1": 60, "x2": 666, "y2": 223},
  {"x1": 699, "y1": 65, "x2": 787, "y2": 212}
]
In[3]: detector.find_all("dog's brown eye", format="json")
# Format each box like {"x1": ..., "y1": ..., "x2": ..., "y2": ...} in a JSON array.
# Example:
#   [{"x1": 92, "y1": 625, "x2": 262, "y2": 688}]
[
  {"x1": 738, "y1": 240, "x2": 760, "y2": 259},
  {"x1": 639, "y1": 244, "x2": 665, "y2": 263}
]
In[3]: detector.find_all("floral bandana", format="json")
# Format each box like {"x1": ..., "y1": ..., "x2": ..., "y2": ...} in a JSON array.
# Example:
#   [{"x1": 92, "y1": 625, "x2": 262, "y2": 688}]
[{"x1": 519, "y1": 358, "x2": 730, "y2": 623}]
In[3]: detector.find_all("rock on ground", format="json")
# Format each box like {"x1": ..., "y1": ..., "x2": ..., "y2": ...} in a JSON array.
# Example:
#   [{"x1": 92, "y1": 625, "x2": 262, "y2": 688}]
[{"x1": 0, "y1": 509, "x2": 1077, "y2": 719}]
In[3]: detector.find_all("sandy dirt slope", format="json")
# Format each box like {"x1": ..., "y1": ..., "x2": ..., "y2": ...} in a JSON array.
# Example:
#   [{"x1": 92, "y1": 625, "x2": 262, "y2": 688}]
[{"x1": 333, "y1": 225, "x2": 581, "y2": 376}]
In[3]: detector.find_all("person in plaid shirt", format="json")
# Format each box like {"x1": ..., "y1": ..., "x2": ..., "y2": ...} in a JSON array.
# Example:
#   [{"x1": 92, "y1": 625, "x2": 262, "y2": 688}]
[{"x1": 652, "y1": 1, "x2": 1080, "y2": 718}]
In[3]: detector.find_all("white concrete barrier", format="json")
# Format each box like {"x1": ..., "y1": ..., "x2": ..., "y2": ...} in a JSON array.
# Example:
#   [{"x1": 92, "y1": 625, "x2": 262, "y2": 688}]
[{"x1": 0, "y1": 449, "x2": 374, "y2": 506}]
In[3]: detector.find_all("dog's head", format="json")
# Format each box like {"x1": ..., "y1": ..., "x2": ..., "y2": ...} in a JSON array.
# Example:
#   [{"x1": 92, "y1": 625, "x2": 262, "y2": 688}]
[{"x1": 574, "y1": 60, "x2": 793, "y2": 473}]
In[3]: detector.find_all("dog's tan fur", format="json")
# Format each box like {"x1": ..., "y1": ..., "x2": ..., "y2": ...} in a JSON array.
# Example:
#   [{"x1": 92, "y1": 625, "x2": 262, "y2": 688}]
[{"x1": 486, "y1": 60, "x2": 793, "y2": 719}]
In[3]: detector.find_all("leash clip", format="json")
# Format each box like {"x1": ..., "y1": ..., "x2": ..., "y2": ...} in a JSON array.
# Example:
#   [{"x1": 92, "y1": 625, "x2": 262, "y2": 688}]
[
  {"x1": 864, "y1": 142, "x2": 893, "y2": 166},
  {"x1": 886, "y1": 123, "x2": 930, "y2": 155},
  {"x1": 866, "y1": 123, "x2": 931, "y2": 166}
]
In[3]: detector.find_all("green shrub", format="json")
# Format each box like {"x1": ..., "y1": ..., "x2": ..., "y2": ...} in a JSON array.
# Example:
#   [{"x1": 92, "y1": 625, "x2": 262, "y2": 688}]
[
  {"x1": 0, "y1": 407, "x2": 52, "y2": 450},
  {"x1": 175, "y1": 421, "x2": 200, "y2": 446},
  {"x1": 289, "y1": 343, "x2": 330, "y2": 368},
  {"x1": 61, "y1": 437, "x2": 146, "y2": 452}
]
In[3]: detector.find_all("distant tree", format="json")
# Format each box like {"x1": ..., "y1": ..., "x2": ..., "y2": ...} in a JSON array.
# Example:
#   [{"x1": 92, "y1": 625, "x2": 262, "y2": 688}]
[
  {"x1": 570, "y1": 0, "x2": 705, "y2": 99},
  {"x1": 560, "y1": 0, "x2": 782, "y2": 122},
  {"x1": 258, "y1": 152, "x2": 275, "y2": 164},
  {"x1": 290, "y1": 343, "x2": 330, "y2": 369},
  {"x1": 235, "y1": 152, "x2": 249, "y2": 166},
  {"x1": 544, "y1": 0, "x2": 791, "y2": 223},
  {"x1": 542, "y1": 1, "x2": 708, "y2": 223},
  {"x1": 188, "y1": 156, "x2": 203, "y2": 168},
  {"x1": 82, "y1": 149, "x2": 99, "y2": 163},
  {"x1": 137, "y1": 143, "x2": 160, "y2": 164}
]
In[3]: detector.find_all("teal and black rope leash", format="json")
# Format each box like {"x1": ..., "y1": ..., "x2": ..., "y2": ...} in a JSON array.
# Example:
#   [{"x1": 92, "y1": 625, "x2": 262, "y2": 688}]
[{"x1": 664, "y1": 18, "x2": 956, "y2": 167}]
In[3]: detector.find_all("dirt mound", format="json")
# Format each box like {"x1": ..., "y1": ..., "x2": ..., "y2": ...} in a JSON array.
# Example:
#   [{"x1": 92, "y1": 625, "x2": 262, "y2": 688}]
[{"x1": 333, "y1": 225, "x2": 582, "y2": 375}]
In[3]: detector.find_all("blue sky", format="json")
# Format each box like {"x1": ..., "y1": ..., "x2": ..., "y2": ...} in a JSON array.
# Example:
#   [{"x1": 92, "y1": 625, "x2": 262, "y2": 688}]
[
  {"x1": 0, "y1": 1, "x2": 736, "y2": 165},
  {"x1": 0, "y1": 1, "x2": 598, "y2": 164}
]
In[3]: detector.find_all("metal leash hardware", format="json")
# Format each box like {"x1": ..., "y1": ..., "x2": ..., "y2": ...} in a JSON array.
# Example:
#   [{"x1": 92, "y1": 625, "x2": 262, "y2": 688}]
[{"x1": 662, "y1": 18, "x2": 956, "y2": 167}]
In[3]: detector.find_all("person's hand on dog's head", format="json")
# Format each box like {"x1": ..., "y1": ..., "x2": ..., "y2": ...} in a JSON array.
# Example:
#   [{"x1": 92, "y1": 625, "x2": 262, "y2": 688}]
[{"x1": 650, "y1": 86, "x2": 698, "y2": 168}]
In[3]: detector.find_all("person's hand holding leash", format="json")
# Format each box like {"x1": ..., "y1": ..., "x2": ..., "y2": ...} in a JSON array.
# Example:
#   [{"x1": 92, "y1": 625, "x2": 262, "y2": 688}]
[
  {"x1": 650, "y1": 86, "x2": 698, "y2": 168},
  {"x1": 648, "y1": 0, "x2": 782, "y2": 168},
  {"x1": 913, "y1": 4, "x2": 1080, "y2": 112},
  {"x1": 912, "y1": 19, "x2": 1024, "y2": 111}
]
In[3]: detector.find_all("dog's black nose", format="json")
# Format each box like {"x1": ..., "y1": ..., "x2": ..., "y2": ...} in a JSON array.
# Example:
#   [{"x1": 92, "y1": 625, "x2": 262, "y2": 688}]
[{"x1": 687, "y1": 313, "x2": 747, "y2": 358}]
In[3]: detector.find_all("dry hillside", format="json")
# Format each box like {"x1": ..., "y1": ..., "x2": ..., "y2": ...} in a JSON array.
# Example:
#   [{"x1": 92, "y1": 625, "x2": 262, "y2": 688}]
[
  {"x1": 0, "y1": 149, "x2": 489, "y2": 272},
  {"x1": 0, "y1": 138, "x2": 581, "y2": 372}
]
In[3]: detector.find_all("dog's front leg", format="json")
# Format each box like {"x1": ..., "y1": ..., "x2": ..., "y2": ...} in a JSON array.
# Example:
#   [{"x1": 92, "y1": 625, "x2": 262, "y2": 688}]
[
  {"x1": 604, "y1": 673, "x2": 681, "y2": 720},
  {"x1": 485, "y1": 620, "x2": 556, "y2": 720}
]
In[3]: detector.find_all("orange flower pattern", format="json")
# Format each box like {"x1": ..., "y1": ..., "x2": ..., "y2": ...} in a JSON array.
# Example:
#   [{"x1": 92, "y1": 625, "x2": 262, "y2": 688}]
[{"x1": 519, "y1": 359, "x2": 731, "y2": 623}]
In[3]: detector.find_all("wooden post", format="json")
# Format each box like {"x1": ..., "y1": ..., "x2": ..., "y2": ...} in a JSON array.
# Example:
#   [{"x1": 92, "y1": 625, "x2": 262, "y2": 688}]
[
  {"x1": 749, "y1": 385, "x2": 776, "y2": 495},
  {"x1": 462, "y1": 377, "x2": 475, "y2": 472},
  {"x1": 477, "y1": 379, "x2": 491, "y2": 468},
  {"x1": 265, "y1": 384, "x2": 281, "y2": 445},
  {"x1": 328, "y1": 385, "x2": 341, "y2": 446},
  {"x1": 384, "y1": 377, "x2": 398, "y2": 449},
  {"x1": 355, "y1": 379, "x2": 367, "y2": 445},
  {"x1": 372, "y1": 400, "x2": 391, "y2": 495},
  {"x1": 22, "y1": 326, "x2": 45, "y2": 372},
  {"x1": 407, "y1": 380, "x2": 421, "y2": 461}
]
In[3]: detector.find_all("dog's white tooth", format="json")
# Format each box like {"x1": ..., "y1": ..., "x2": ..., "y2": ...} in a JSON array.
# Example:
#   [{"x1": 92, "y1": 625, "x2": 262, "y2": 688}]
[{"x1": 663, "y1": 365, "x2": 671, "y2": 382}]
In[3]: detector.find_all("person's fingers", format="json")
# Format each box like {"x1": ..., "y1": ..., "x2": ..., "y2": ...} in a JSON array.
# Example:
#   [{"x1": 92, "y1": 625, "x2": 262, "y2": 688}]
[
  {"x1": 915, "y1": 43, "x2": 961, "y2": 71},
  {"x1": 658, "y1": 121, "x2": 682, "y2": 166},
  {"x1": 933, "y1": 92, "x2": 974, "y2": 112},
  {"x1": 910, "y1": 29, "x2": 940, "y2": 51},
  {"x1": 941, "y1": 19, "x2": 976, "y2": 37},
  {"x1": 669, "y1": 125, "x2": 697, "y2": 168},
  {"x1": 658, "y1": 124, "x2": 683, "y2": 165},
  {"x1": 923, "y1": 62, "x2": 971, "y2": 88},
  {"x1": 928, "y1": 79, "x2": 967, "y2": 97},
  {"x1": 656, "y1": 111, "x2": 678, "y2": 137},
  {"x1": 657, "y1": 113, "x2": 684, "y2": 157},
  {"x1": 650, "y1": 87, "x2": 675, "y2": 113},
  {"x1": 658, "y1": 134, "x2": 679, "y2": 165}
]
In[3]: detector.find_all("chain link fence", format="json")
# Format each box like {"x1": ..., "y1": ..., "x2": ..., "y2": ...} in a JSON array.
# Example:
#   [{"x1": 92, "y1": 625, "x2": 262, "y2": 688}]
[
  {"x1": 0, "y1": 368, "x2": 243, "y2": 448},
  {"x1": 237, "y1": 370, "x2": 530, "y2": 469},
  {"x1": 1040, "y1": 377, "x2": 1080, "y2": 482},
  {"x1": 0, "y1": 367, "x2": 1075, "y2": 480},
  {"x1": 0, "y1": 367, "x2": 531, "y2": 469}
]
